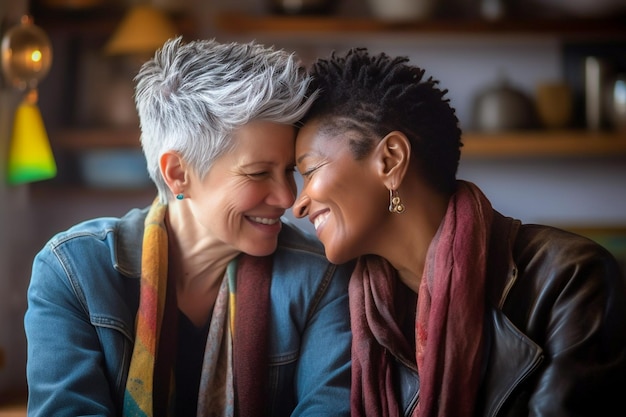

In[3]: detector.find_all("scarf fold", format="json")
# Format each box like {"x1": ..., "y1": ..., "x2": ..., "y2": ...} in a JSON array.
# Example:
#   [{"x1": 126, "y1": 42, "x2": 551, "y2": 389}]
[
  {"x1": 196, "y1": 269, "x2": 234, "y2": 417},
  {"x1": 124, "y1": 199, "x2": 173, "y2": 417},
  {"x1": 350, "y1": 180, "x2": 493, "y2": 417},
  {"x1": 124, "y1": 199, "x2": 273, "y2": 417},
  {"x1": 349, "y1": 256, "x2": 411, "y2": 417}
]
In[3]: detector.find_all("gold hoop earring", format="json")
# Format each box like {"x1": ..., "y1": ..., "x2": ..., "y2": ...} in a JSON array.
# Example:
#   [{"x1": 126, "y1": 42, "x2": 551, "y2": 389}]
[{"x1": 388, "y1": 189, "x2": 405, "y2": 214}]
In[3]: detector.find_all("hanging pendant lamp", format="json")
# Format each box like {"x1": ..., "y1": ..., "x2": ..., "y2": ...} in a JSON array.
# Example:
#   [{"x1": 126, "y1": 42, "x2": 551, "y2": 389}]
[{"x1": 1, "y1": 15, "x2": 56, "y2": 185}]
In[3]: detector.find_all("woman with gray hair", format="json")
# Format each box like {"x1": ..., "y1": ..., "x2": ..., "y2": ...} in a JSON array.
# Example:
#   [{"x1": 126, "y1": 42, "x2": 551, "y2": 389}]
[{"x1": 24, "y1": 37, "x2": 353, "y2": 417}]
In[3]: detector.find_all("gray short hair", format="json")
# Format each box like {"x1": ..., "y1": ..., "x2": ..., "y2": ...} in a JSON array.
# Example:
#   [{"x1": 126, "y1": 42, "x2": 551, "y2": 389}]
[{"x1": 134, "y1": 37, "x2": 316, "y2": 203}]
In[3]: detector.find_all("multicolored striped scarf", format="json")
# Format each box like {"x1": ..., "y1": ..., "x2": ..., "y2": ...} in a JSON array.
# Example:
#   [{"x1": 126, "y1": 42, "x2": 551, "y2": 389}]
[
  {"x1": 123, "y1": 199, "x2": 272, "y2": 417},
  {"x1": 124, "y1": 200, "x2": 171, "y2": 417}
]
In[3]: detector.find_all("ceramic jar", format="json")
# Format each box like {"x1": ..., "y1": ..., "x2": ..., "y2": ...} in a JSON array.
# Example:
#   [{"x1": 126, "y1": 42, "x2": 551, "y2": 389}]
[
  {"x1": 367, "y1": 0, "x2": 436, "y2": 22},
  {"x1": 472, "y1": 76, "x2": 536, "y2": 132}
]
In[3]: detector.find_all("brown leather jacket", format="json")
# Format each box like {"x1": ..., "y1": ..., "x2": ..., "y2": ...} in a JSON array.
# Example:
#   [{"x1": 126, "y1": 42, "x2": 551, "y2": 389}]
[{"x1": 397, "y1": 211, "x2": 626, "y2": 416}]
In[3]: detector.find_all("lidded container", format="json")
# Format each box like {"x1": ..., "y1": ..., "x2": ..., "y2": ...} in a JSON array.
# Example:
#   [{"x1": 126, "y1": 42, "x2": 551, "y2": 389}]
[{"x1": 472, "y1": 74, "x2": 537, "y2": 132}]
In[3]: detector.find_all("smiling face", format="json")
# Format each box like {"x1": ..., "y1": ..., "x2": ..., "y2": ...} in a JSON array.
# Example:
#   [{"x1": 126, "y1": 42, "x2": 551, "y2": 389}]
[
  {"x1": 293, "y1": 119, "x2": 389, "y2": 264},
  {"x1": 187, "y1": 120, "x2": 298, "y2": 257}
]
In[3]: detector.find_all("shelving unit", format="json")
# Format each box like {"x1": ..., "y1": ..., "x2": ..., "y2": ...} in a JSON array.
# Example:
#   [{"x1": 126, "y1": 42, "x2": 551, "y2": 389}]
[
  {"x1": 215, "y1": 11, "x2": 626, "y2": 39},
  {"x1": 34, "y1": 9, "x2": 626, "y2": 193},
  {"x1": 213, "y1": 11, "x2": 626, "y2": 163}
]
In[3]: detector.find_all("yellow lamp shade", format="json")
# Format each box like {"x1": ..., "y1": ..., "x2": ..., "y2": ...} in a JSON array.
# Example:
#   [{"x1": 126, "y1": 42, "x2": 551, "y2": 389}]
[
  {"x1": 7, "y1": 94, "x2": 57, "y2": 185},
  {"x1": 104, "y1": 5, "x2": 179, "y2": 56}
]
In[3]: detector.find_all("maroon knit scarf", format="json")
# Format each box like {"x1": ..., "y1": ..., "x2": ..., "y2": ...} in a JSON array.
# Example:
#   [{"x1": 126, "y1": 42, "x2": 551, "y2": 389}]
[
  {"x1": 350, "y1": 180, "x2": 493, "y2": 417},
  {"x1": 233, "y1": 254, "x2": 273, "y2": 417}
]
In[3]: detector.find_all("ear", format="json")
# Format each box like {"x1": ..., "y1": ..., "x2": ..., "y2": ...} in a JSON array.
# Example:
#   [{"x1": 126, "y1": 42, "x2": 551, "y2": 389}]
[
  {"x1": 375, "y1": 131, "x2": 411, "y2": 189},
  {"x1": 160, "y1": 150, "x2": 187, "y2": 195}
]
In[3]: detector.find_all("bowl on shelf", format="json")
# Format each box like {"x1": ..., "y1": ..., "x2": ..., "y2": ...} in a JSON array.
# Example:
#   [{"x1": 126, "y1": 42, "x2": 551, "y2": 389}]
[{"x1": 77, "y1": 149, "x2": 152, "y2": 189}]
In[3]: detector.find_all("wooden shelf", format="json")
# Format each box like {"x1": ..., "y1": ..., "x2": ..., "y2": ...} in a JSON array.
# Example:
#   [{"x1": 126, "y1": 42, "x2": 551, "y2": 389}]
[
  {"x1": 216, "y1": 12, "x2": 626, "y2": 38},
  {"x1": 33, "y1": 9, "x2": 195, "y2": 38},
  {"x1": 30, "y1": 182, "x2": 156, "y2": 198},
  {"x1": 50, "y1": 128, "x2": 141, "y2": 150},
  {"x1": 50, "y1": 127, "x2": 626, "y2": 158},
  {"x1": 462, "y1": 130, "x2": 626, "y2": 158}
]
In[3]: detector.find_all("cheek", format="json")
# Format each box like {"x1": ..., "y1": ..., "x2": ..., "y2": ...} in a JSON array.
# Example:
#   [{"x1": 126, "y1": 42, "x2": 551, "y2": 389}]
[
  {"x1": 307, "y1": 170, "x2": 346, "y2": 200},
  {"x1": 227, "y1": 183, "x2": 268, "y2": 211},
  {"x1": 194, "y1": 180, "x2": 253, "y2": 220},
  {"x1": 338, "y1": 181, "x2": 388, "y2": 233}
]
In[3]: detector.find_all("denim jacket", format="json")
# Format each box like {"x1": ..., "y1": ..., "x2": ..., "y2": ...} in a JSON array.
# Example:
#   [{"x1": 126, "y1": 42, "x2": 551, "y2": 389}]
[{"x1": 25, "y1": 206, "x2": 353, "y2": 417}]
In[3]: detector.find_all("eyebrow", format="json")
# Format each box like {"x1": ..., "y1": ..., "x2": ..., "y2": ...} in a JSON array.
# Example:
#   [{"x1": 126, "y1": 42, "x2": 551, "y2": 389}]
[
  {"x1": 296, "y1": 153, "x2": 311, "y2": 164},
  {"x1": 239, "y1": 159, "x2": 283, "y2": 167}
]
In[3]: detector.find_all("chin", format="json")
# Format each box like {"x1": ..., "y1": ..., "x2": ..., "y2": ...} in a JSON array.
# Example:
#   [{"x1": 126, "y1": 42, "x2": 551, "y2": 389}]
[
  {"x1": 324, "y1": 247, "x2": 353, "y2": 265},
  {"x1": 242, "y1": 241, "x2": 278, "y2": 257}
]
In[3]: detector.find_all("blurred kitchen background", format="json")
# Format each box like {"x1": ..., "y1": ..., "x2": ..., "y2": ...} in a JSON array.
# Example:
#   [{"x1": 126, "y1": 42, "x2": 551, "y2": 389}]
[{"x1": 1, "y1": 0, "x2": 625, "y2": 407}]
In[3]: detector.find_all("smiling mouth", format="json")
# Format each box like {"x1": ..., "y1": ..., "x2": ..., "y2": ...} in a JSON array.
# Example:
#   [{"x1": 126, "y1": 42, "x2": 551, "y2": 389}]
[
  {"x1": 313, "y1": 212, "x2": 329, "y2": 231},
  {"x1": 248, "y1": 216, "x2": 281, "y2": 225}
]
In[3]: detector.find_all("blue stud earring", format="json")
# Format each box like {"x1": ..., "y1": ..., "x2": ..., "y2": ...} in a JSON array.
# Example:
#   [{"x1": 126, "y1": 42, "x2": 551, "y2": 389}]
[{"x1": 176, "y1": 193, "x2": 184, "y2": 200}]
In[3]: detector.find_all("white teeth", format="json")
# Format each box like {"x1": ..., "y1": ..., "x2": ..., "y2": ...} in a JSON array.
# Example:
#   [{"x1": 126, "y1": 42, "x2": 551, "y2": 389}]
[
  {"x1": 249, "y1": 216, "x2": 279, "y2": 225},
  {"x1": 313, "y1": 213, "x2": 329, "y2": 231}
]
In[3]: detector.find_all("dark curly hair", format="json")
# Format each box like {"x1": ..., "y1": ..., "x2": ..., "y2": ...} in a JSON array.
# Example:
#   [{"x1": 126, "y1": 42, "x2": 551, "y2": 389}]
[{"x1": 301, "y1": 48, "x2": 463, "y2": 196}]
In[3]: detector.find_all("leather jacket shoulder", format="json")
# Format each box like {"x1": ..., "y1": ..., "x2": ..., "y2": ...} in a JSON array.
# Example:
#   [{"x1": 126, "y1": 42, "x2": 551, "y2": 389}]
[
  {"x1": 395, "y1": 212, "x2": 626, "y2": 417},
  {"x1": 479, "y1": 212, "x2": 626, "y2": 417}
]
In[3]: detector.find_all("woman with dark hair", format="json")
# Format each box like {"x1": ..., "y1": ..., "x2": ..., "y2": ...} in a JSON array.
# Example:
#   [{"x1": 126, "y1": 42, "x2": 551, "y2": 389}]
[{"x1": 293, "y1": 48, "x2": 626, "y2": 417}]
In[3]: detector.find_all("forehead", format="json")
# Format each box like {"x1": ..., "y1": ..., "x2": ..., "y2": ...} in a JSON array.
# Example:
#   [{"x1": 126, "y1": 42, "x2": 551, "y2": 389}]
[
  {"x1": 222, "y1": 121, "x2": 297, "y2": 165},
  {"x1": 297, "y1": 124, "x2": 362, "y2": 166},
  {"x1": 297, "y1": 117, "x2": 379, "y2": 163},
  {"x1": 297, "y1": 120, "x2": 340, "y2": 150},
  {"x1": 297, "y1": 117, "x2": 357, "y2": 145},
  {"x1": 231, "y1": 121, "x2": 295, "y2": 146}
]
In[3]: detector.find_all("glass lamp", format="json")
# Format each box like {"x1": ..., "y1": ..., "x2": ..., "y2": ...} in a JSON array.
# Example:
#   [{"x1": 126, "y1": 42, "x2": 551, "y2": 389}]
[{"x1": 1, "y1": 15, "x2": 56, "y2": 185}]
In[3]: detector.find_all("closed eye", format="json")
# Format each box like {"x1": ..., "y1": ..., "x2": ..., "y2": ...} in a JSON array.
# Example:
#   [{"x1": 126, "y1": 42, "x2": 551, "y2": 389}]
[
  {"x1": 300, "y1": 164, "x2": 321, "y2": 179},
  {"x1": 247, "y1": 172, "x2": 269, "y2": 179}
]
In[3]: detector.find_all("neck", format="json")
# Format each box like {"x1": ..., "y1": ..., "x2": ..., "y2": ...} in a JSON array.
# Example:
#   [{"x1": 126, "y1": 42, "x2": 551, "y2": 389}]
[
  {"x1": 165, "y1": 202, "x2": 240, "y2": 326},
  {"x1": 377, "y1": 186, "x2": 449, "y2": 293}
]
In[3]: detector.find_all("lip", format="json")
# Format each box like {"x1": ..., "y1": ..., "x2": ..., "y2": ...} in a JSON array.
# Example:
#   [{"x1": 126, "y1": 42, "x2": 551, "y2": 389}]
[
  {"x1": 247, "y1": 215, "x2": 282, "y2": 225},
  {"x1": 245, "y1": 214, "x2": 284, "y2": 233},
  {"x1": 309, "y1": 208, "x2": 330, "y2": 234}
]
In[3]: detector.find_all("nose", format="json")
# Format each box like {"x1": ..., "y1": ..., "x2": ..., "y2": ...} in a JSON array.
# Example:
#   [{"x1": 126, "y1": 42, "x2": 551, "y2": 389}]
[
  {"x1": 270, "y1": 176, "x2": 296, "y2": 209},
  {"x1": 292, "y1": 193, "x2": 310, "y2": 219}
]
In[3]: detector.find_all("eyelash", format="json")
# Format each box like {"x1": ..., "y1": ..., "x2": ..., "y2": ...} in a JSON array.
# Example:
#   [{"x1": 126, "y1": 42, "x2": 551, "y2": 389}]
[
  {"x1": 247, "y1": 172, "x2": 267, "y2": 179},
  {"x1": 300, "y1": 165, "x2": 318, "y2": 179}
]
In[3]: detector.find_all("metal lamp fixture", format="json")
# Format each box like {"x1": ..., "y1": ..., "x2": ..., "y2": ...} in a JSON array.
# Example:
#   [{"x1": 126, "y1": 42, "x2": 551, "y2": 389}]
[{"x1": 1, "y1": 14, "x2": 56, "y2": 185}]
